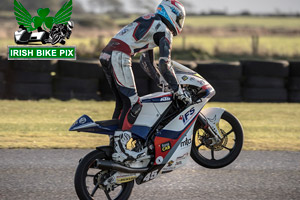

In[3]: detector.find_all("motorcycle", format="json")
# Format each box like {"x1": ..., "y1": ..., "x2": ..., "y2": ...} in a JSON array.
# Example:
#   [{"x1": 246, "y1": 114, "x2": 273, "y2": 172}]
[{"x1": 70, "y1": 61, "x2": 244, "y2": 200}]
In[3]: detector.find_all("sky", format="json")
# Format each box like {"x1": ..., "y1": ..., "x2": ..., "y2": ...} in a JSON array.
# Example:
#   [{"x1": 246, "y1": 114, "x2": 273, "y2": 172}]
[{"x1": 80, "y1": 0, "x2": 300, "y2": 14}]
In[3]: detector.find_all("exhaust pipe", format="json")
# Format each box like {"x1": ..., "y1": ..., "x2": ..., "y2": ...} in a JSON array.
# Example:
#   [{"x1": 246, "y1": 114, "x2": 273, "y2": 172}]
[{"x1": 97, "y1": 160, "x2": 149, "y2": 173}]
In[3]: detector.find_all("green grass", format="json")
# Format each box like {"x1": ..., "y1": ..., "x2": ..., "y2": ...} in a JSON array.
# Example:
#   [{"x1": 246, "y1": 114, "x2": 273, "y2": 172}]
[
  {"x1": 0, "y1": 100, "x2": 299, "y2": 151},
  {"x1": 2, "y1": 35, "x2": 300, "y2": 58},
  {"x1": 172, "y1": 35, "x2": 300, "y2": 56},
  {"x1": 0, "y1": 99, "x2": 113, "y2": 148}
]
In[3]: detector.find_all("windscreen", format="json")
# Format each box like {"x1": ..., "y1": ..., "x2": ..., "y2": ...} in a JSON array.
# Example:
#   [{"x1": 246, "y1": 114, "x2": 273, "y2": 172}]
[{"x1": 172, "y1": 61, "x2": 197, "y2": 75}]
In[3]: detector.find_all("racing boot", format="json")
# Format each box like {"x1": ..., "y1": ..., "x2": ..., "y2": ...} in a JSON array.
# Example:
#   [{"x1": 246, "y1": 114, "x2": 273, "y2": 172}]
[{"x1": 112, "y1": 130, "x2": 144, "y2": 162}]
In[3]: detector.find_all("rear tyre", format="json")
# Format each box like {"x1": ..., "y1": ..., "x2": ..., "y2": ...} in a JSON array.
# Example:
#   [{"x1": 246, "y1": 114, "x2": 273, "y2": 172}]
[
  {"x1": 74, "y1": 150, "x2": 134, "y2": 200},
  {"x1": 191, "y1": 111, "x2": 243, "y2": 169}
]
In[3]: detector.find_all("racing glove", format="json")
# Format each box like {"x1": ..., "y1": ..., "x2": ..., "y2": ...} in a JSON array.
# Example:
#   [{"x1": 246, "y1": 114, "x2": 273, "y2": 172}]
[{"x1": 174, "y1": 87, "x2": 192, "y2": 104}]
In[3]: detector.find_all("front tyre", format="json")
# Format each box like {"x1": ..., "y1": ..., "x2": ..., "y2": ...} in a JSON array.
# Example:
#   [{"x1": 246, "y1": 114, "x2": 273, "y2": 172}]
[
  {"x1": 191, "y1": 111, "x2": 243, "y2": 169},
  {"x1": 74, "y1": 150, "x2": 134, "y2": 200}
]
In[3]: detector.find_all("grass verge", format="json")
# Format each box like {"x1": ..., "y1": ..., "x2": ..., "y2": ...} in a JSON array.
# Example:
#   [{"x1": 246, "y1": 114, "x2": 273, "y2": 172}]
[{"x1": 0, "y1": 100, "x2": 299, "y2": 151}]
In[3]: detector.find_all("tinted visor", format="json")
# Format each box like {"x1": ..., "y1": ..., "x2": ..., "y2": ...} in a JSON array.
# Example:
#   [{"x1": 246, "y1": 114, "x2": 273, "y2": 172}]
[{"x1": 176, "y1": 14, "x2": 184, "y2": 28}]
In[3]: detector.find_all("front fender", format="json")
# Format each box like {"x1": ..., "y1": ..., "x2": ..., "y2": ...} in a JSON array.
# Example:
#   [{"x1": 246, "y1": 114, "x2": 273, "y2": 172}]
[
  {"x1": 201, "y1": 107, "x2": 225, "y2": 124},
  {"x1": 201, "y1": 107, "x2": 225, "y2": 138}
]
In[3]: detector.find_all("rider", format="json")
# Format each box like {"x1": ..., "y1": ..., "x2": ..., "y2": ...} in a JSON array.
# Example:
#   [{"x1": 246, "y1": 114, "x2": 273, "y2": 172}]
[{"x1": 100, "y1": 0, "x2": 190, "y2": 162}]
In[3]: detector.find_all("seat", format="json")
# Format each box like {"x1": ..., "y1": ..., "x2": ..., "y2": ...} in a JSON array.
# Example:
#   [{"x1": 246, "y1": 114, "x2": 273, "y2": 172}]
[{"x1": 95, "y1": 119, "x2": 119, "y2": 127}]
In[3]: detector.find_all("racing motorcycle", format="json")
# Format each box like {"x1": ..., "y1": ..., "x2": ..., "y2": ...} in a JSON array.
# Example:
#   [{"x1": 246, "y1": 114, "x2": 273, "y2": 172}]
[{"x1": 70, "y1": 61, "x2": 243, "y2": 200}]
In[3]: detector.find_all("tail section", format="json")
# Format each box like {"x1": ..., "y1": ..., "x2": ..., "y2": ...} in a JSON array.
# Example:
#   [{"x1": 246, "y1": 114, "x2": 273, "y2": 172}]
[
  {"x1": 69, "y1": 115, "x2": 96, "y2": 131},
  {"x1": 69, "y1": 115, "x2": 117, "y2": 136}
]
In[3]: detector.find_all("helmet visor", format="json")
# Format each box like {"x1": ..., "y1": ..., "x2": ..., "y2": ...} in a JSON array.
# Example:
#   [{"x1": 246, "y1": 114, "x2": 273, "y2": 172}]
[{"x1": 176, "y1": 14, "x2": 184, "y2": 28}]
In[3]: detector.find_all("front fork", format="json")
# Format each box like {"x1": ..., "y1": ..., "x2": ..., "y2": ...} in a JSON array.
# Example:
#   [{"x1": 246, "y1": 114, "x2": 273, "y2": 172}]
[{"x1": 198, "y1": 113, "x2": 222, "y2": 145}]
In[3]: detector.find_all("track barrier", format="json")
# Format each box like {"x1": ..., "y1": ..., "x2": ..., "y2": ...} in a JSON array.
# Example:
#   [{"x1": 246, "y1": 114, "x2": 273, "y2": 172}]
[{"x1": 0, "y1": 55, "x2": 299, "y2": 102}]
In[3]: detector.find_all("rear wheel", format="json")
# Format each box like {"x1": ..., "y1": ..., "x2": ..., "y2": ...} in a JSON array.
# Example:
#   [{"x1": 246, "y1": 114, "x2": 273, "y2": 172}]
[
  {"x1": 74, "y1": 150, "x2": 134, "y2": 200},
  {"x1": 191, "y1": 111, "x2": 243, "y2": 169}
]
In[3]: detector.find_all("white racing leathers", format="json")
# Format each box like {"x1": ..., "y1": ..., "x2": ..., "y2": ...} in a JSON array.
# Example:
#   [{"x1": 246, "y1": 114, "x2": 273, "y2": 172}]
[{"x1": 100, "y1": 13, "x2": 180, "y2": 131}]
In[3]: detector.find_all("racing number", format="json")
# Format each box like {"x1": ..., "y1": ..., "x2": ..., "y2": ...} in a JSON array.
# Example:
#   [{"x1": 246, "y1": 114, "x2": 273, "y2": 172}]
[{"x1": 143, "y1": 169, "x2": 158, "y2": 182}]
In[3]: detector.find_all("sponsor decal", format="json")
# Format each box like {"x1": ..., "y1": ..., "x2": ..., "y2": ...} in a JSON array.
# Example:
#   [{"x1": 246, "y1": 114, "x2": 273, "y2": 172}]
[
  {"x1": 79, "y1": 117, "x2": 86, "y2": 124},
  {"x1": 116, "y1": 176, "x2": 136, "y2": 184},
  {"x1": 160, "y1": 96, "x2": 171, "y2": 102},
  {"x1": 176, "y1": 153, "x2": 188, "y2": 161},
  {"x1": 179, "y1": 107, "x2": 195, "y2": 125},
  {"x1": 193, "y1": 73, "x2": 203, "y2": 78},
  {"x1": 161, "y1": 141, "x2": 171, "y2": 152},
  {"x1": 155, "y1": 156, "x2": 163, "y2": 164},
  {"x1": 175, "y1": 153, "x2": 188, "y2": 166},
  {"x1": 167, "y1": 160, "x2": 174, "y2": 167},
  {"x1": 197, "y1": 80, "x2": 206, "y2": 86},
  {"x1": 180, "y1": 137, "x2": 192, "y2": 148},
  {"x1": 176, "y1": 161, "x2": 182, "y2": 165},
  {"x1": 162, "y1": 161, "x2": 175, "y2": 172},
  {"x1": 181, "y1": 75, "x2": 188, "y2": 81},
  {"x1": 162, "y1": 166, "x2": 175, "y2": 172}
]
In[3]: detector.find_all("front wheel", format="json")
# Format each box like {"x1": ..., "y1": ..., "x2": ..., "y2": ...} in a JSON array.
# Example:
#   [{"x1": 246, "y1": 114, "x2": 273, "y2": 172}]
[
  {"x1": 74, "y1": 150, "x2": 134, "y2": 200},
  {"x1": 191, "y1": 111, "x2": 243, "y2": 169}
]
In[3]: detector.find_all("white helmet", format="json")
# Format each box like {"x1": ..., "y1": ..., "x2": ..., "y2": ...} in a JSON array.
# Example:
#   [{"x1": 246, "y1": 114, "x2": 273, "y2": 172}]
[
  {"x1": 67, "y1": 21, "x2": 74, "y2": 30},
  {"x1": 156, "y1": 0, "x2": 186, "y2": 36}
]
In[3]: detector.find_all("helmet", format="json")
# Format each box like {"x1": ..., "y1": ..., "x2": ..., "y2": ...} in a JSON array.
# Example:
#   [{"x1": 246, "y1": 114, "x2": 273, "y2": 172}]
[
  {"x1": 67, "y1": 21, "x2": 74, "y2": 30},
  {"x1": 156, "y1": 0, "x2": 186, "y2": 36}
]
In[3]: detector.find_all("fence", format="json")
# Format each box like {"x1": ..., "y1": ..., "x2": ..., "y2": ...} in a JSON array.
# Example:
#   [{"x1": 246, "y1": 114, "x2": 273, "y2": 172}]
[{"x1": 0, "y1": 55, "x2": 299, "y2": 102}]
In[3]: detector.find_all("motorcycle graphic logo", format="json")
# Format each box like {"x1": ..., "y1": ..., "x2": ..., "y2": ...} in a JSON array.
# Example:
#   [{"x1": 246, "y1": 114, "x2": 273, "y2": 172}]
[
  {"x1": 79, "y1": 117, "x2": 87, "y2": 124},
  {"x1": 13, "y1": 0, "x2": 74, "y2": 45}
]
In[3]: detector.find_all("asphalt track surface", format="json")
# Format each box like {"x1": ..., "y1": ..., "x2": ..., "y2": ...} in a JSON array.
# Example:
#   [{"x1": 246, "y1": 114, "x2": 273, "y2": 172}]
[{"x1": 0, "y1": 149, "x2": 299, "y2": 200}]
